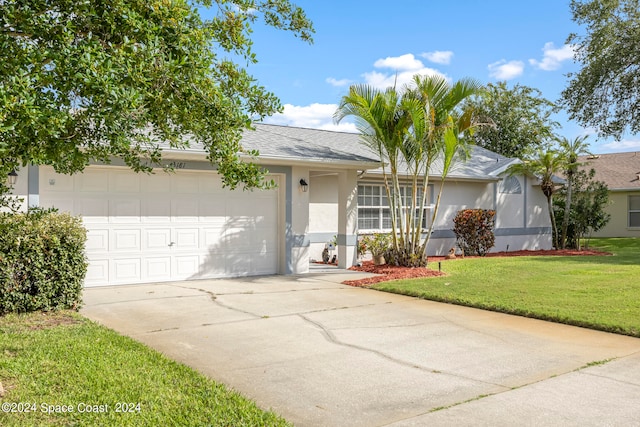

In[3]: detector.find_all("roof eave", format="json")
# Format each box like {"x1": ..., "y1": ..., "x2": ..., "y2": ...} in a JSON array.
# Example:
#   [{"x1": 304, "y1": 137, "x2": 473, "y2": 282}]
[
  {"x1": 489, "y1": 159, "x2": 521, "y2": 177},
  {"x1": 360, "y1": 170, "x2": 500, "y2": 183},
  {"x1": 609, "y1": 187, "x2": 640, "y2": 192},
  {"x1": 162, "y1": 149, "x2": 382, "y2": 169},
  {"x1": 246, "y1": 154, "x2": 382, "y2": 169}
]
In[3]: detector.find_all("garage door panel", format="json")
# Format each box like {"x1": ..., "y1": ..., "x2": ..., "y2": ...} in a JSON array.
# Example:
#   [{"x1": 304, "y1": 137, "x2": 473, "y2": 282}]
[
  {"x1": 112, "y1": 258, "x2": 141, "y2": 283},
  {"x1": 110, "y1": 199, "x2": 141, "y2": 223},
  {"x1": 198, "y1": 253, "x2": 226, "y2": 277},
  {"x1": 48, "y1": 197, "x2": 74, "y2": 214},
  {"x1": 252, "y1": 252, "x2": 278, "y2": 275},
  {"x1": 252, "y1": 237, "x2": 278, "y2": 255},
  {"x1": 144, "y1": 229, "x2": 171, "y2": 250},
  {"x1": 142, "y1": 199, "x2": 171, "y2": 223},
  {"x1": 199, "y1": 200, "x2": 226, "y2": 221},
  {"x1": 226, "y1": 256, "x2": 251, "y2": 276},
  {"x1": 110, "y1": 171, "x2": 140, "y2": 193},
  {"x1": 111, "y1": 229, "x2": 141, "y2": 251},
  {"x1": 224, "y1": 228, "x2": 254, "y2": 251},
  {"x1": 86, "y1": 229, "x2": 109, "y2": 252},
  {"x1": 144, "y1": 257, "x2": 172, "y2": 280},
  {"x1": 174, "y1": 228, "x2": 199, "y2": 249},
  {"x1": 172, "y1": 199, "x2": 198, "y2": 222},
  {"x1": 77, "y1": 170, "x2": 109, "y2": 192},
  {"x1": 42, "y1": 166, "x2": 280, "y2": 286},
  {"x1": 84, "y1": 259, "x2": 109, "y2": 286},
  {"x1": 202, "y1": 228, "x2": 225, "y2": 251},
  {"x1": 76, "y1": 199, "x2": 109, "y2": 223},
  {"x1": 141, "y1": 173, "x2": 171, "y2": 193},
  {"x1": 174, "y1": 255, "x2": 200, "y2": 278},
  {"x1": 199, "y1": 175, "x2": 224, "y2": 194},
  {"x1": 226, "y1": 197, "x2": 258, "y2": 217},
  {"x1": 172, "y1": 175, "x2": 199, "y2": 193}
]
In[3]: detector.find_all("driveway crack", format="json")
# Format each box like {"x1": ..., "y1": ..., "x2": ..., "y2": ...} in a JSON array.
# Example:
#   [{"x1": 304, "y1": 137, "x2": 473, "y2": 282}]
[
  {"x1": 176, "y1": 286, "x2": 263, "y2": 319},
  {"x1": 297, "y1": 313, "x2": 507, "y2": 388}
]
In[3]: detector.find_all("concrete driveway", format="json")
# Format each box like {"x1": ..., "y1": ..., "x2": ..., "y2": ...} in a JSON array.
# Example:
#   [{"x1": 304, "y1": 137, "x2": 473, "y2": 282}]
[{"x1": 81, "y1": 270, "x2": 640, "y2": 427}]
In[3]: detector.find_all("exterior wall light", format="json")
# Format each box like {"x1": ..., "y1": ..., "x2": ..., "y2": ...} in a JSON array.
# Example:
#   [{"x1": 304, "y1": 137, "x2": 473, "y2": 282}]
[
  {"x1": 7, "y1": 170, "x2": 18, "y2": 186},
  {"x1": 299, "y1": 178, "x2": 309, "y2": 192}
]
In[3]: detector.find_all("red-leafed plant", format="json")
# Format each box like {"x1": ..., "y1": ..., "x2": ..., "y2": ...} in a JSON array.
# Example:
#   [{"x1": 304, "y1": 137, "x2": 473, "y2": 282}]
[{"x1": 452, "y1": 209, "x2": 496, "y2": 256}]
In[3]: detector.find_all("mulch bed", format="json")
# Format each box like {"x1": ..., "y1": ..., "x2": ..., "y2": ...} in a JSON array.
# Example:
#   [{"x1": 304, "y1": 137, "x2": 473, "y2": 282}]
[{"x1": 345, "y1": 248, "x2": 612, "y2": 287}]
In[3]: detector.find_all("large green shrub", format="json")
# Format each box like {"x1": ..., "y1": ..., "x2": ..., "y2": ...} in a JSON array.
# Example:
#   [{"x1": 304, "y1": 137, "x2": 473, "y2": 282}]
[
  {"x1": 0, "y1": 209, "x2": 87, "y2": 314},
  {"x1": 452, "y1": 209, "x2": 496, "y2": 256}
]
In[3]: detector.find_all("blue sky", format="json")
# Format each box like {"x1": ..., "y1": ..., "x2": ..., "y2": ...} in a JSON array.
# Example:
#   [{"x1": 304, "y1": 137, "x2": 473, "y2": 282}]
[{"x1": 210, "y1": 1, "x2": 640, "y2": 154}]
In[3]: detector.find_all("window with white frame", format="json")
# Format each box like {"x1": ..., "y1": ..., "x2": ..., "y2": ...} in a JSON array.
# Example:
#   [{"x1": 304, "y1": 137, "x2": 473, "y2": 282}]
[
  {"x1": 629, "y1": 195, "x2": 640, "y2": 228},
  {"x1": 357, "y1": 183, "x2": 434, "y2": 231}
]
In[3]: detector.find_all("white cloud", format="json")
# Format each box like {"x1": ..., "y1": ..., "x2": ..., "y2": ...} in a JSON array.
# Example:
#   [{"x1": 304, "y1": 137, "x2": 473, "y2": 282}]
[
  {"x1": 599, "y1": 139, "x2": 640, "y2": 153},
  {"x1": 373, "y1": 53, "x2": 424, "y2": 71},
  {"x1": 580, "y1": 127, "x2": 599, "y2": 137},
  {"x1": 263, "y1": 103, "x2": 357, "y2": 132},
  {"x1": 487, "y1": 60, "x2": 525, "y2": 80},
  {"x1": 326, "y1": 77, "x2": 351, "y2": 87},
  {"x1": 529, "y1": 42, "x2": 575, "y2": 71},
  {"x1": 267, "y1": 54, "x2": 452, "y2": 131},
  {"x1": 363, "y1": 67, "x2": 449, "y2": 90},
  {"x1": 421, "y1": 50, "x2": 454, "y2": 65}
]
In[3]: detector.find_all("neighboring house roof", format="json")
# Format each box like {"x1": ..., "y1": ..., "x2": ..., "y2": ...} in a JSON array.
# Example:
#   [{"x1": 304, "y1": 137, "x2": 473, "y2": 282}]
[{"x1": 578, "y1": 152, "x2": 640, "y2": 191}]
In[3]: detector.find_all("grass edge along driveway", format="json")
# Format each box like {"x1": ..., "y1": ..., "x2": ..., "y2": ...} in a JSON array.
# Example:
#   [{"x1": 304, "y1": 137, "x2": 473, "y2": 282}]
[
  {"x1": 373, "y1": 238, "x2": 640, "y2": 337},
  {"x1": 0, "y1": 311, "x2": 291, "y2": 427}
]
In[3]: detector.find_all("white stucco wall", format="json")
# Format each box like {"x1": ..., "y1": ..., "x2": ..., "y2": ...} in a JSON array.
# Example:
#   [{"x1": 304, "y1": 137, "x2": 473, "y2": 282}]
[
  {"x1": 417, "y1": 175, "x2": 552, "y2": 255},
  {"x1": 526, "y1": 190, "x2": 549, "y2": 228},
  {"x1": 308, "y1": 174, "x2": 339, "y2": 261},
  {"x1": 592, "y1": 191, "x2": 640, "y2": 238},
  {"x1": 431, "y1": 180, "x2": 495, "y2": 229},
  {"x1": 290, "y1": 166, "x2": 311, "y2": 273},
  {"x1": 311, "y1": 172, "x2": 553, "y2": 260},
  {"x1": 496, "y1": 181, "x2": 524, "y2": 229},
  {"x1": 309, "y1": 174, "x2": 338, "y2": 232}
]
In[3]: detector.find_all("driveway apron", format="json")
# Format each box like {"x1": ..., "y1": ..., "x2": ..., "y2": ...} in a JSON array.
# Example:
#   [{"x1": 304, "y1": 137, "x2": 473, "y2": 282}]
[{"x1": 81, "y1": 271, "x2": 640, "y2": 427}]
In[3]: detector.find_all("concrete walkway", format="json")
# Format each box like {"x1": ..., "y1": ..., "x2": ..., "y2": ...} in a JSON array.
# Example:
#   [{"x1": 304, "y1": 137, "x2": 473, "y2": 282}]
[{"x1": 81, "y1": 271, "x2": 640, "y2": 426}]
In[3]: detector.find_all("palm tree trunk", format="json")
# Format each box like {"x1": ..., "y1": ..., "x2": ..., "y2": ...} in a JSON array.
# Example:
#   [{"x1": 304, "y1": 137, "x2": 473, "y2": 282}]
[
  {"x1": 561, "y1": 176, "x2": 572, "y2": 249},
  {"x1": 547, "y1": 195, "x2": 559, "y2": 249}
]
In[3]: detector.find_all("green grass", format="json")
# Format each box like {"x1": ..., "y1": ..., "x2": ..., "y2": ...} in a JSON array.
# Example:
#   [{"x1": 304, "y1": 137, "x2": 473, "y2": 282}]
[
  {"x1": 373, "y1": 238, "x2": 640, "y2": 337},
  {"x1": 0, "y1": 311, "x2": 290, "y2": 427}
]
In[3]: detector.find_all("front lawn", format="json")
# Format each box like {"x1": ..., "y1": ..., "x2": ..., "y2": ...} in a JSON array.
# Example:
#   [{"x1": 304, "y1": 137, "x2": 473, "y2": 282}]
[
  {"x1": 372, "y1": 238, "x2": 640, "y2": 337},
  {"x1": 0, "y1": 311, "x2": 290, "y2": 427}
]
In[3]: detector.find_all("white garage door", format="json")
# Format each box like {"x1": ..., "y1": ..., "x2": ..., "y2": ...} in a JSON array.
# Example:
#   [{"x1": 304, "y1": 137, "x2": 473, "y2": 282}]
[{"x1": 40, "y1": 166, "x2": 281, "y2": 286}]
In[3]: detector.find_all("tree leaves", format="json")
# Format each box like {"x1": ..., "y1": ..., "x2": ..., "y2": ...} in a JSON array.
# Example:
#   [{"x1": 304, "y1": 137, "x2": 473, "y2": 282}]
[
  {"x1": 0, "y1": 0, "x2": 313, "y2": 190},
  {"x1": 563, "y1": 0, "x2": 640, "y2": 138},
  {"x1": 464, "y1": 82, "x2": 559, "y2": 159}
]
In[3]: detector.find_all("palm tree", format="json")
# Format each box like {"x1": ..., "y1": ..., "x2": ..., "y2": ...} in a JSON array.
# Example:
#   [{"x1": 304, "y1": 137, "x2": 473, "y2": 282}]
[
  {"x1": 405, "y1": 75, "x2": 483, "y2": 260},
  {"x1": 506, "y1": 149, "x2": 565, "y2": 249},
  {"x1": 335, "y1": 75, "x2": 483, "y2": 266},
  {"x1": 333, "y1": 84, "x2": 413, "y2": 253},
  {"x1": 556, "y1": 135, "x2": 591, "y2": 249}
]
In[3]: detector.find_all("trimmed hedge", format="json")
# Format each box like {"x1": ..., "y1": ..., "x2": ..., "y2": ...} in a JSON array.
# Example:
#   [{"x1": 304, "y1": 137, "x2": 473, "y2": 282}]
[
  {"x1": 0, "y1": 209, "x2": 87, "y2": 314},
  {"x1": 453, "y1": 209, "x2": 496, "y2": 256}
]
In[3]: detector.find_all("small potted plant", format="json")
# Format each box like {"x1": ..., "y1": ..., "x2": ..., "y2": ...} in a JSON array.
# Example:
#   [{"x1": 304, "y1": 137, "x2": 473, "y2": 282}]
[{"x1": 360, "y1": 233, "x2": 391, "y2": 265}]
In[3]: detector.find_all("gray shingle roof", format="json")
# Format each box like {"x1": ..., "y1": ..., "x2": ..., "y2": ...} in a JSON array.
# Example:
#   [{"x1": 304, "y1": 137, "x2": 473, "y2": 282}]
[
  {"x1": 245, "y1": 124, "x2": 516, "y2": 181},
  {"x1": 168, "y1": 123, "x2": 518, "y2": 181},
  {"x1": 578, "y1": 152, "x2": 640, "y2": 190},
  {"x1": 241, "y1": 124, "x2": 380, "y2": 165}
]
